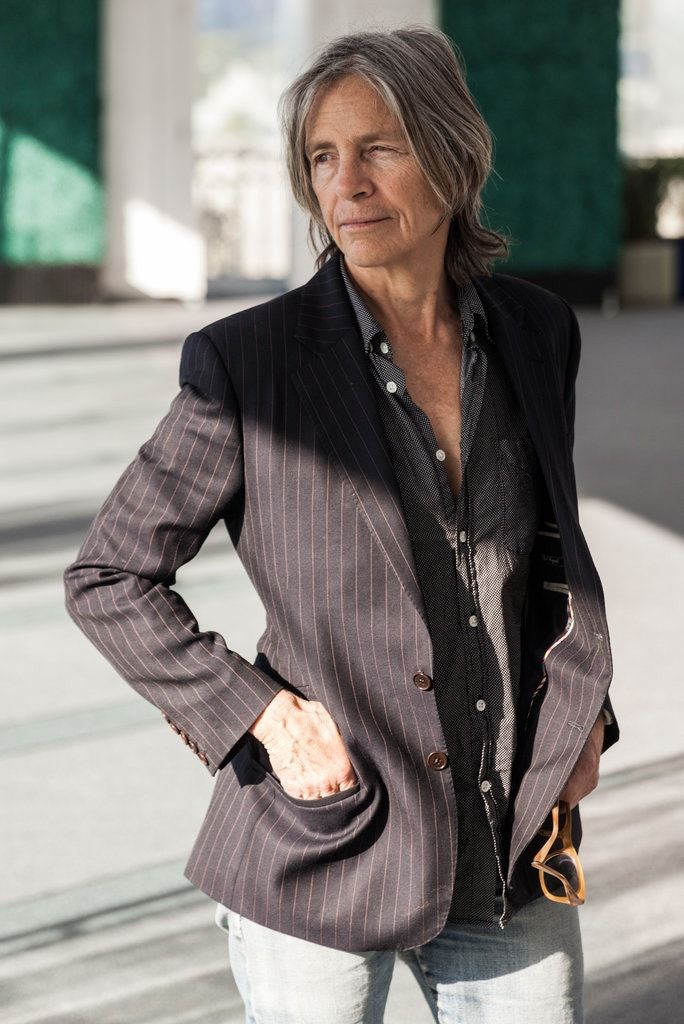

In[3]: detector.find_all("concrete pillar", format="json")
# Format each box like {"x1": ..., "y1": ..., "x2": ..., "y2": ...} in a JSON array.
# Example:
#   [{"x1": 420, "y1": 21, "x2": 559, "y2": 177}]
[
  {"x1": 281, "y1": 0, "x2": 438, "y2": 289},
  {"x1": 102, "y1": 0, "x2": 206, "y2": 300}
]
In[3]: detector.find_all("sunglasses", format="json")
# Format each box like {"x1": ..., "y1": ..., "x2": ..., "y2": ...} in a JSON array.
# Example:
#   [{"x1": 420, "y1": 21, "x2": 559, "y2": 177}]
[{"x1": 531, "y1": 799, "x2": 586, "y2": 906}]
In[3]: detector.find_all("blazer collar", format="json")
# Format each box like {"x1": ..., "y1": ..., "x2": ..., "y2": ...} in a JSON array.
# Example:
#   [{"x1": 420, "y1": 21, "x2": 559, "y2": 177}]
[
  {"x1": 293, "y1": 250, "x2": 544, "y2": 361},
  {"x1": 293, "y1": 252, "x2": 362, "y2": 352}
]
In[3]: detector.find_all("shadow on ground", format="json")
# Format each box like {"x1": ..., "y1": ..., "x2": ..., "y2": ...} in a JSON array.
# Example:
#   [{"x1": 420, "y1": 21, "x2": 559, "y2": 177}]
[{"x1": 586, "y1": 936, "x2": 684, "y2": 1024}]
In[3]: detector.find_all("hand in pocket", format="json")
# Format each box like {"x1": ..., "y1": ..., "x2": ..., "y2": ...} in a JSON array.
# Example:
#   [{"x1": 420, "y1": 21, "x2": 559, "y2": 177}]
[{"x1": 248, "y1": 691, "x2": 358, "y2": 799}]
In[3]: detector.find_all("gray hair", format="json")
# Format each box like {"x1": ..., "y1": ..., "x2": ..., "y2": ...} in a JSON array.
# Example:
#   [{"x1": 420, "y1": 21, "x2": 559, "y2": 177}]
[{"x1": 277, "y1": 24, "x2": 511, "y2": 283}]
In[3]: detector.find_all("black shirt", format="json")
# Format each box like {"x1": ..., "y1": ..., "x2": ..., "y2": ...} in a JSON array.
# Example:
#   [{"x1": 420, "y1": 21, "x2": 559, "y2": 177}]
[{"x1": 339, "y1": 251, "x2": 544, "y2": 925}]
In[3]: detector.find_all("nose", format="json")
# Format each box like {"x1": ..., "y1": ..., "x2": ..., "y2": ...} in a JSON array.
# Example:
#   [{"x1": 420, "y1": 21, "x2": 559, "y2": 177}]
[{"x1": 335, "y1": 154, "x2": 373, "y2": 201}]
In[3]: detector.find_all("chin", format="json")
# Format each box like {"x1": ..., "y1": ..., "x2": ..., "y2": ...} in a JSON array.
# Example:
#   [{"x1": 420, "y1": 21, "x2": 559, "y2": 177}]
[{"x1": 339, "y1": 242, "x2": 396, "y2": 268}]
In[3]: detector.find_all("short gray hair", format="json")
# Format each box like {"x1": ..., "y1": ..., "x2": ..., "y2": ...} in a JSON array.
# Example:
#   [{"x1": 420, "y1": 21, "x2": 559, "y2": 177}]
[{"x1": 277, "y1": 24, "x2": 511, "y2": 283}]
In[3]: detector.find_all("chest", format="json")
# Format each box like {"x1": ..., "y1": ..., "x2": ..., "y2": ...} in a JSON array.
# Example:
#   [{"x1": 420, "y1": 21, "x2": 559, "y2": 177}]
[{"x1": 394, "y1": 340, "x2": 464, "y2": 501}]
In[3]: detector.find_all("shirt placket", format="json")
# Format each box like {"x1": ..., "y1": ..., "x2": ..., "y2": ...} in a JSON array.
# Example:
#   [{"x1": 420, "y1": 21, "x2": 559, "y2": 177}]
[
  {"x1": 455, "y1": 329, "x2": 514, "y2": 924},
  {"x1": 376, "y1": 320, "x2": 509, "y2": 922},
  {"x1": 410, "y1": 321, "x2": 511, "y2": 925}
]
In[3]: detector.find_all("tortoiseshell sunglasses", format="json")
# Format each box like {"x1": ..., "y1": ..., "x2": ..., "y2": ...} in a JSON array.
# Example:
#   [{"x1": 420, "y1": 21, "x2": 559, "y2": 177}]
[{"x1": 531, "y1": 799, "x2": 586, "y2": 906}]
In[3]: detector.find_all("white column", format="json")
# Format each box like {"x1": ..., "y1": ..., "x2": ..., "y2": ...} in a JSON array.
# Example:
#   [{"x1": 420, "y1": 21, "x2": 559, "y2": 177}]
[
  {"x1": 102, "y1": 0, "x2": 206, "y2": 301},
  {"x1": 281, "y1": 0, "x2": 438, "y2": 289}
]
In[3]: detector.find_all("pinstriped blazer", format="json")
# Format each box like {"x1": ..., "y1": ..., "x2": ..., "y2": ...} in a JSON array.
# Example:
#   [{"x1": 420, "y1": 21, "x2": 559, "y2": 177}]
[{"x1": 63, "y1": 252, "x2": 619, "y2": 952}]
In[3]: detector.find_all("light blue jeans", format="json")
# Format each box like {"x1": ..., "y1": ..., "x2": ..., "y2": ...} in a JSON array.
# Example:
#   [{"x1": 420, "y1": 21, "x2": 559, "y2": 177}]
[{"x1": 214, "y1": 893, "x2": 584, "y2": 1023}]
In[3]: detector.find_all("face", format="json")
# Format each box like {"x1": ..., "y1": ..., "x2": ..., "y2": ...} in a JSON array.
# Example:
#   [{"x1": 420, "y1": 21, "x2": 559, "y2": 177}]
[{"x1": 304, "y1": 75, "x2": 448, "y2": 271}]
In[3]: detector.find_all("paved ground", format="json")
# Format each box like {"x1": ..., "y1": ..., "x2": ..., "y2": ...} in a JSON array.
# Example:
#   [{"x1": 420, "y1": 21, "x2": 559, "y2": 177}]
[{"x1": 1, "y1": 296, "x2": 683, "y2": 1022}]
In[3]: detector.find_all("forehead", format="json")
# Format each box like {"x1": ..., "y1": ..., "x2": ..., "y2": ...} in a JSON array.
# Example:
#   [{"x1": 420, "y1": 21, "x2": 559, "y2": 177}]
[{"x1": 304, "y1": 76, "x2": 400, "y2": 150}]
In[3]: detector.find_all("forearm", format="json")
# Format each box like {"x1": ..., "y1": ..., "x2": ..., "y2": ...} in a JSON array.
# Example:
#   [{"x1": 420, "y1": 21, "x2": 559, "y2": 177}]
[
  {"x1": 560, "y1": 300, "x2": 620, "y2": 758},
  {"x1": 248, "y1": 688, "x2": 296, "y2": 742},
  {"x1": 64, "y1": 558, "x2": 284, "y2": 773},
  {"x1": 64, "y1": 332, "x2": 283, "y2": 776}
]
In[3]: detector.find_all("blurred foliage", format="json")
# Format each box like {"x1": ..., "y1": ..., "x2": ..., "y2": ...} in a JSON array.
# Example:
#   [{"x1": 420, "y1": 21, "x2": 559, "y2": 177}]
[
  {"x1": 440, "y1": 0, "x2": 620, "y2": 272},
  {"x1": 0, "y1": 0, "x2": 103, "y2": 264}
]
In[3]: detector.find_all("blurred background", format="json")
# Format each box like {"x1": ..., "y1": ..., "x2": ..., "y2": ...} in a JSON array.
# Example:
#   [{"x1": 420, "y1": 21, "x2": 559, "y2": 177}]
[{"x1": 1, "y1": 1, "x2": 682, "y2": 1022}]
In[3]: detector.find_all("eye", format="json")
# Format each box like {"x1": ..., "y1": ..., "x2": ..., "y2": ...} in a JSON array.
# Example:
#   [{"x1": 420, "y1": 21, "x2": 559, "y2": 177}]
[{"x1": 311, "y1": 146, "x2": 393, "y2": 166}]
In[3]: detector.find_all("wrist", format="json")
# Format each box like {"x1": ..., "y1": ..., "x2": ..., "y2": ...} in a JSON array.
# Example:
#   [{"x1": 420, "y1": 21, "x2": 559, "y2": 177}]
[{"x1": 248, "y1": 689, "x2": 296, "y2": 742}]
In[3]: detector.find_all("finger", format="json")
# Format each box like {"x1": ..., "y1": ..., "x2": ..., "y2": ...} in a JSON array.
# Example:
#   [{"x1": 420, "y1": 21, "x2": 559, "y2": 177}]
[
  {"x1": 559, "y1": 792, "x2": 579, "y2": 810},
  {"x1": 281, "y1": 764, "x2": 359, "y2": 799}
]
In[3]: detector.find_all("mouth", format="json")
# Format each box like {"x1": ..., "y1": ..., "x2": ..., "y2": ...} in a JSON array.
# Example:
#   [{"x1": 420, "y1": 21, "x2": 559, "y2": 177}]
[{"x1": 340, "y1": 217, "x2": 389, "y2": 229}]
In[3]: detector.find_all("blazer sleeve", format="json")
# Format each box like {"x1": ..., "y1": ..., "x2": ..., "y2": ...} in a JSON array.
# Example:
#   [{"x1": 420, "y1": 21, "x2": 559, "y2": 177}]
[
  {"x1": 62, "y1": 330, "x2": 284, "y2": 776},
  {"x1": 561, "y1": 298, "x2": 581, "y2": 458},
  {"x1": 559, "y1": 299, "x2": 620, "y2": 755}
]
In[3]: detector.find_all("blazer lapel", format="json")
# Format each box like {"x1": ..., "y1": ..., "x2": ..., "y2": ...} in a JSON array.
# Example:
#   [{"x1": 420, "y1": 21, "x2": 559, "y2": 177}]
[{"x1": 291, "y1": 256, "x2": 430, "y2": 630}]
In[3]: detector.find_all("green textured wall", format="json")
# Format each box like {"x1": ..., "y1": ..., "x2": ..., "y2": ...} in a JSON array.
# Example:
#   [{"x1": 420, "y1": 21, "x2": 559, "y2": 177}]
[
  {"x1": 440, "y1": 1, "x2": 620, "y2": 273},
  {"x1": 0, "y1": 0, "x2": 103, "y2": 265}
]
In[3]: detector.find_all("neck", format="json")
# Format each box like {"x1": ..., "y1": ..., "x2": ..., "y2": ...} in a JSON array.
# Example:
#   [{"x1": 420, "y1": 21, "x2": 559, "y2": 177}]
[{"x1": 341, "y1": 252, "x2": 460, "y2": 349}]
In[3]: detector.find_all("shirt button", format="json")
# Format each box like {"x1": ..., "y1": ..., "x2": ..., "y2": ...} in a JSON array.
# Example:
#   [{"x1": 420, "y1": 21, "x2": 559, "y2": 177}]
[
  {"x1": 469, "y1": 330, "x2": 476, "y2": 343},
  {"x1": 380, "y1": 341, "x2": 389, "y2": 354},
  {"x1": 386, "y1": 381, "x2": 397, "y2": 393},
  {"x1": 480, "y1": 779, "x2": 492, "y2": 793},
  {"x1": 476, "y1": 699, "x2": 487, "y2": 711},
  {"x1": 427, "y1": 751, "x2": 449, "y2": 771},
  {"x1": 413, "y1": 671, "x2": 433, "y2": 691},
  {"x1": 436, "y1": 449, "x2": 446, "y2": 461},
  {"x1": 459, "y1": 530, "x2": 467, "y2": 543},
  {"x1": 469, "y1": 614, "x2": 479, "y2": 627}
]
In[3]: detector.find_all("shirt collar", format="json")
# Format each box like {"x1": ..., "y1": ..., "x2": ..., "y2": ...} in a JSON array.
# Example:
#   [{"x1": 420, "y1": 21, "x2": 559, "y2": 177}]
[{"x1": 338, "y1": 250, "x2": 490, "y2": 356}]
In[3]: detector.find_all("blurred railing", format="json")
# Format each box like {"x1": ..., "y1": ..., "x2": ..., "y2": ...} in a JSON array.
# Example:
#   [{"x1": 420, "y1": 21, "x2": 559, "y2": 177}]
[{"x1": 193, "y1": 144, "x2": 290, "y2": 292}]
